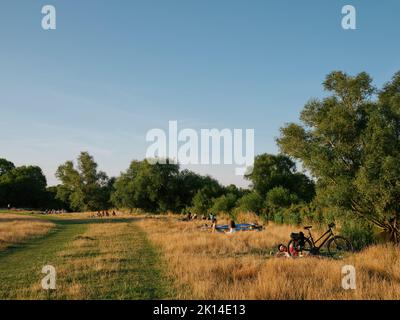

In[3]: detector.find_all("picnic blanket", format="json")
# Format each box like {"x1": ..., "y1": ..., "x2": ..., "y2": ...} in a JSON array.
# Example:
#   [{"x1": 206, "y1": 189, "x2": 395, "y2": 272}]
[{"x1": 215, "y1": 223, "x2": 263, "y2": 232}]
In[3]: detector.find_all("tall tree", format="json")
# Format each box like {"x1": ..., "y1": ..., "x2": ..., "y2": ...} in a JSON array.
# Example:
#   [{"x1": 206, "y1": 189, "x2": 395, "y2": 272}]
[
  {"x1": 191, "y1": 176, "x2": 224, "y2": 215},
  {"x1": 56, "y1": 152, "x2": 111, "y2": 211},
  {"x1": 0, "y1": 158, "x2": 15, "y2": 176},
  {"x1": 0, "y1": 165, "x2": 47, "y2": 208},
  {"x1": 245, "y1": 153, "x2": 315, "y2": 202},
  {"x1": 112, "y1": 159, "x2": 225, "y2": 213},
  {"x1": 112, "y1": 159, "x2": 180, "y2": 212},
  {"x1": 278, "y1": 71, "x2": 400, "y2": 242}
]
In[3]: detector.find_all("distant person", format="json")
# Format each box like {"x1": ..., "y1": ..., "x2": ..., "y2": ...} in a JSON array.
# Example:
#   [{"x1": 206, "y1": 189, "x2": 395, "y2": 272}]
[
  {"x1": 227, "y1": 220, "x2": 236, "y2": 234},
  {"x1": 7, "y1": 204, "x2": 11, "y2": 210},
  {"x1": 105, "y1": 211, "x2": 109, "y2": 217},
  {"x1": 112, "y1": 211, "x2": 116, "y2": 216},
  {"x1": 275, "y1": 244, "x2": 290, "y2": 258},
  {"x1": 211, "y1": 218, "x2": 218, "y2": 233}
]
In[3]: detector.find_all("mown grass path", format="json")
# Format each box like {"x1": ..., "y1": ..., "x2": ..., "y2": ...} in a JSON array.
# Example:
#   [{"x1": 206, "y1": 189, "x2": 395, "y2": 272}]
[{"x1": 0, "y1": 214, "x2": 173, "y2": 299}]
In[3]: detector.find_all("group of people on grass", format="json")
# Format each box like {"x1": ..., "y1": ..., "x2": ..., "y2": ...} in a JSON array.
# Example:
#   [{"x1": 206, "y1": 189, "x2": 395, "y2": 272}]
[
  {"x1": 210, "y1": 217, "x2": 237, "y2": 234},
  {"x1": 42, "y1": 209, "x2": 67, "y2": 215},
  {"x1": 181, "y1": 211, "x2": 304, "y2": 257},
  {"x1": 91, "y1": 210, "x2": 117, "y2": 218},
  {"x1": 182, "y1": 211, "x2": 251, "y2": 234},
  {"x1": 182, "y1": 212, "x2": 216, "y2": 222}
]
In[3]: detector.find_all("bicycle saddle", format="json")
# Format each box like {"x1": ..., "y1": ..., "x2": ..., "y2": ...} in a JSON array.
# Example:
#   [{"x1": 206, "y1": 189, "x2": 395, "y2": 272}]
[{"x1": 304, "y1": 226, "x2": 312, "y2": 230}]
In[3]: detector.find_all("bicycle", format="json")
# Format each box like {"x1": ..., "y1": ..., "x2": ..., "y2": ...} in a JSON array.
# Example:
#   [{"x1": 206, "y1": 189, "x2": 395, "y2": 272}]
[{"x1": 287, "y1": 223, "x2": 353, "y2": 257}]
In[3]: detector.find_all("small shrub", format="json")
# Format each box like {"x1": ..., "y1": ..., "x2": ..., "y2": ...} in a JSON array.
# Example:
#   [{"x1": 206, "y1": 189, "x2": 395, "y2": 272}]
[
  {"x1": 273, "y1": 211, "x2": 284, "y2": 224},
  {"x1": 284, "y1": 208, "x2": 301, "y2": 225},
  {"x1": 235, "y1": 211, "x2": 263, "y2": 224},
  {"x1": 235, "y1": 192, "x2": 263, "y2": 214},
  {"x1": 266, "y1": 186, "x2": 298, "y2": 209},
  {"x1": 210, "y1": 193, "x2": 237, "y2": 215},
  {"x1": 340, "y1": 220, "x2": 375, "y2": 251}
]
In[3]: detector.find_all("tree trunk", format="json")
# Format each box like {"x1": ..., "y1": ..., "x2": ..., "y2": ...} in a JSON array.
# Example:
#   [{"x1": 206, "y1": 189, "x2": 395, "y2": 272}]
[{"x1": 383, "y1": 218, "x2": 400, "y2": 244}]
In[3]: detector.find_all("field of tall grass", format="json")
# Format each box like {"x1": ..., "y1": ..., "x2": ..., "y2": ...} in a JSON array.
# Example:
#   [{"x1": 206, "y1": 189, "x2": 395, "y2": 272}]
[
  {"x1": 0, "y1": 213, "x2": 54, "y2": 252},
  {"x1": 1, "y1": 211, "x2": 399, "y2": 300},
  {"x1": 138, "y1": 213, "x2": 400, "y2": 300}
]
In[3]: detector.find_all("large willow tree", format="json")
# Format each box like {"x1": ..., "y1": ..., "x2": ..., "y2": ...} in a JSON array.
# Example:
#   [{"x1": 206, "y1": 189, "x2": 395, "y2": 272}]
[{"x1": 278, "y1": 71, "x2": 400, "y2": 242}]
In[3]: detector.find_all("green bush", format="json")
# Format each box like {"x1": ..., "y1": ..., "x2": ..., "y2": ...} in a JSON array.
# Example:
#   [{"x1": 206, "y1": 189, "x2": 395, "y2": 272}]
[
  {"x1": 235, "y1": 192, "x2": 263, "y2": 214},
  {"x1": 272, "y1": 210, "x2": 285, "y2": 224},
  {"x1": 210, "y1": 193, "x2": 237, "y2": 215},
  {"x1": 282, "y1": 206, "x2": 302, "y2": 225},
  {"x1": 266, "y1": 186, "x2": 298, "y2": 209},
  {"x1": 340, "y1": 220, "x2": 375, "y2": 251},
  {"x1": 192, "y1": 189, "x2": 213, "y2": 215}
]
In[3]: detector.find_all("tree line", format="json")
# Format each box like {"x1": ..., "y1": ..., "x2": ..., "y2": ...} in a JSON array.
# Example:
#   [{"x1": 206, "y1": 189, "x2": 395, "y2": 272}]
[
  {"x1": 0, "y1": 151, "x2": 314, "y2": 215},
  {"x1": 1, "y1": 70, "x2": 400, "y2": 244}
]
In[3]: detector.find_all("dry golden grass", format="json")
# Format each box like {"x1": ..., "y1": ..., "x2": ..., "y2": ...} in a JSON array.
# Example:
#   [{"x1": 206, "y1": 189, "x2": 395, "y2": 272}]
[
  {"x1": 0, "y1": 214, "x2": 54, "y2": 251},
  {"x1": 138, "y1": 215, "x2": 400, "y2": 300}
]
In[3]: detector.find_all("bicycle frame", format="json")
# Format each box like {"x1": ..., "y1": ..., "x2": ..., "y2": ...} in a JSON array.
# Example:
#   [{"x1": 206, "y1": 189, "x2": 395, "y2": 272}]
[{"x1": 306, "y1": 227, "x2": 335, "y2": 250}]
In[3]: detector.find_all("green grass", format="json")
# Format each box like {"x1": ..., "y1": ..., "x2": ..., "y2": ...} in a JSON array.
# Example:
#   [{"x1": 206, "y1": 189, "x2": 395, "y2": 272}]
[
  {"x1": 0, "y1": 214, "x2": 174, "y2": 299},
  {"x1": 0, "y1": 218, "x2": 86, "y2": 299},
  {"x1": 94, "y1": 222, "x2": 175, "y2": 299}
]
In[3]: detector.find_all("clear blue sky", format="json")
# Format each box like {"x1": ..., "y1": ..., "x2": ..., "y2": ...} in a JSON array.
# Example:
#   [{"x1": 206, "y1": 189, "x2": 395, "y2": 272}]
[{"x1": 1, "y1": 0, "x2": 399, "y2": 187}]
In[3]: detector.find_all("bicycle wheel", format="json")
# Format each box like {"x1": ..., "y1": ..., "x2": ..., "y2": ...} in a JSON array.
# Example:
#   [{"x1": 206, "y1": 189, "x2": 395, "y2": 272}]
[
  {"x1": 287, "y1": 238, "x2": 313, "y2": 257},
  {"x1": 327, "y1": 236, "x2": 353, "y2": 257}
]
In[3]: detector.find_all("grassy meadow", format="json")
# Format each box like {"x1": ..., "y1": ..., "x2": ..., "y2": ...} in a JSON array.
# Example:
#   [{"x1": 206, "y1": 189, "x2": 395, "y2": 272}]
[
  {"x1": 0, "y1": 213, "x2": 55, "y2": 252},
  {"x1": 0, "y1": 210, "x2": 399, "y2": 300}
]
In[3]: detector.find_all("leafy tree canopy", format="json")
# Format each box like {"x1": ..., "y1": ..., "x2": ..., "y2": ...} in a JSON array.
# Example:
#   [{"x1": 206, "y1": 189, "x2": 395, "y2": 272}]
[
  {"x1": 0, "y1": 158, "x2": 15, "y2": 176},
  {"x1": 0, "y1": 164, "x2": 47, "y2": 208},
  {"x1": 56, "y1": 152, "x2": 112, "y2": 211},
  {"x1": 278, "y1": 71, "x2": 400, "y2": 242},
  {"x1": 245, "y1": 153, "x2": 315, "y2": 202}
]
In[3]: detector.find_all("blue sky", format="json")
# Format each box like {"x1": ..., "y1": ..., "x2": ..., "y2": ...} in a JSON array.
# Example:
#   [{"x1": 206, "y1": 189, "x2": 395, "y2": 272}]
[{"x1": 1, "y1": 0, "x2": 399, "y2": 187}]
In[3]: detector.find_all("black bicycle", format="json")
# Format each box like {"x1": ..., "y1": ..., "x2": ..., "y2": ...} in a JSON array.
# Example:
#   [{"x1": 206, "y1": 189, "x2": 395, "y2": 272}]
[{"x1": 287, "y1": 223, "x2": 353, "y2": 257}]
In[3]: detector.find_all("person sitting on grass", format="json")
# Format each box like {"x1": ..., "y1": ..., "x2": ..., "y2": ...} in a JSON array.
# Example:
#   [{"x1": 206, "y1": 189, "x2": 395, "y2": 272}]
[{"x1": 211, "y1": 218, "x2": 218, "y2": 233}]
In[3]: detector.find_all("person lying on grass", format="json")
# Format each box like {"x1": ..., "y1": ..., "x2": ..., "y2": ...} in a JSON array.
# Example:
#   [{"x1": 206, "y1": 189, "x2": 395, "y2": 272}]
[
  {"x1": 226, "y1": 220, "x2": 236, "y2": 234},
  {"x1": 275, "y1": 244, "x2": 290, "y2": 258}
]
